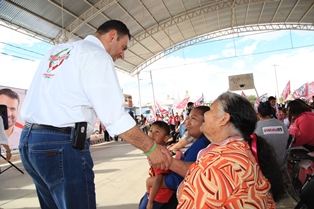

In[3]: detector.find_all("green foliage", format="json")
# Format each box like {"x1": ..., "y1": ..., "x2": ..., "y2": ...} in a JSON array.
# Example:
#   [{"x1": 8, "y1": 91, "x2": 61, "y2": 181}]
[{"x1": 247, "y1": 95, "x2": 257, "y2": 103}]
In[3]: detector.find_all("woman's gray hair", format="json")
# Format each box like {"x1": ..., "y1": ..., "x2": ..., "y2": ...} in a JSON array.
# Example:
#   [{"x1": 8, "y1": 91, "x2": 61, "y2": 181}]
[{"x1": 216, "y1": 92, "x2": 257, "y2": 140}]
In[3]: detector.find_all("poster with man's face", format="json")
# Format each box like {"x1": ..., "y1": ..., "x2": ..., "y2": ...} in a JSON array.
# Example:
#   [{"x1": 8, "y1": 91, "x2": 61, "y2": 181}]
[{"x1": 0, "y1": 86, "x2": 26, "y2": 150}]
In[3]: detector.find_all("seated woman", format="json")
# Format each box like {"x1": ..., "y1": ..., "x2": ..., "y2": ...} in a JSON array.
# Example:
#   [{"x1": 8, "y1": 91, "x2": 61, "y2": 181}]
[
  {"x1": 287, "y1": 99, "x2": 314, "y2": 151},
  {"x1": 146, "y1": 106, "x2": 211, "y2": 209},
  {"x1": 255, "y1": 101, "x2": 289, "y2": 168},
  {"x1": 176, "y1": 92, "x2": 284, "y2": 208}
]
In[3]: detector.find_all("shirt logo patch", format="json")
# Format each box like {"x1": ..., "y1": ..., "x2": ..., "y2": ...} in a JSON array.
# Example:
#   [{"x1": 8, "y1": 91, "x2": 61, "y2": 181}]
[
  {"x1": 43, "y1": 46, "x2": 73, "y2": 78},
  {"x1": 262, "y1": 126, "x2": 284, "y2": 135}
]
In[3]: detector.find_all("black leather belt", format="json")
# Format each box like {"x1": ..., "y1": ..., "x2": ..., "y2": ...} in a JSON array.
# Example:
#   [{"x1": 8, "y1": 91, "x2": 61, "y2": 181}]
[{"x1": 25, "y1": 122, "x2": 72, "y2": 134}]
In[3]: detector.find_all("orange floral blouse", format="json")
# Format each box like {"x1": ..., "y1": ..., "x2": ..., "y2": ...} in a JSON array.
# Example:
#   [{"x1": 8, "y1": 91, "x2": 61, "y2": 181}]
[{"x1": 177, "y1": 140, "x2": 275, "y2": 209}]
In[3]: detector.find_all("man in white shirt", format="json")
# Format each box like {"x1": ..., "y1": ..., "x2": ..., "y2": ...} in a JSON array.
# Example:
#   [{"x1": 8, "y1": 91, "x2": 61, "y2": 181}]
[{"x1": 20, "y1": 20, "x2": 169, "y2": 209}]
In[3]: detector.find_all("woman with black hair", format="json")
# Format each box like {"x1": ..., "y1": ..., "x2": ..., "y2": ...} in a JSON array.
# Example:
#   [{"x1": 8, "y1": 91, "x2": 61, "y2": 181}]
[
  {"x1": 176, "y1": 92, "x2": 284, "y2": 209},
  {"x1": 255, "y1": 101, "x2": 289, "y2": 168}
]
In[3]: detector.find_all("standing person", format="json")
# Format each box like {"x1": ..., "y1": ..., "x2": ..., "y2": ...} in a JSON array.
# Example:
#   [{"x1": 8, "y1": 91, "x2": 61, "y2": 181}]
[
  {"x1": 139, "y1": 114, "x2": 148, "y2": 134},
  {"x1": 268, "y1": 96, "x2": 278, "y2": 119},
  {"x1": 139, "y1": 121, "x2": 173, "y2": 209},
  {"x1": 0, "y1": 88, "x2": 21, "y2": 150},
  {"x1": 176, "y1": 92, "x2": 284, "y2": 208},
  {"x1": 183, "y1": 102, "x2": 194, "y2": 120},
  {"x1": 19, "y1": 20, "x2": 169, "y2": 209}
]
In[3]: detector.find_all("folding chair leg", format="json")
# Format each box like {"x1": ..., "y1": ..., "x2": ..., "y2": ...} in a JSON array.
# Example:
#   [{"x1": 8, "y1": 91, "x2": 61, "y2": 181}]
[{"x1": 0, "y1": 154, "x2": 24, "y2": 174}]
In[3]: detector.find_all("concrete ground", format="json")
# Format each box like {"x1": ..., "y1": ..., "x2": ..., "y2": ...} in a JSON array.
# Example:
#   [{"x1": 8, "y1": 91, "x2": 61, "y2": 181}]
[{"x1": 0, "y1": 140, "x2": 298, "y2": 209}]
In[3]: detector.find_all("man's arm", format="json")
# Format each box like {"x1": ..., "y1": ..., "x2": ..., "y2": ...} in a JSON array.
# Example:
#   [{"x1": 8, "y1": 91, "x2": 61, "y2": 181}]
[{"x1": 119, "y1": 125, "x2": 169, "y2": 169}]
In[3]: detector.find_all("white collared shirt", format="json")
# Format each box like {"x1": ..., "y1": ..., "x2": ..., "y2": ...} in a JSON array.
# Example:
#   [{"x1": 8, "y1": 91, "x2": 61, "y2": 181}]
[{"x1": 21, "y1": 35, "x2": 135, "y2": 137}]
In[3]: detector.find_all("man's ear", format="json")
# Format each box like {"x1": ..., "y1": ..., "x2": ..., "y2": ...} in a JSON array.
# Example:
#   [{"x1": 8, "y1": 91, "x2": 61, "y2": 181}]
[{"x1": 109, "y1": 29, "x2": 117, "y2": 41}]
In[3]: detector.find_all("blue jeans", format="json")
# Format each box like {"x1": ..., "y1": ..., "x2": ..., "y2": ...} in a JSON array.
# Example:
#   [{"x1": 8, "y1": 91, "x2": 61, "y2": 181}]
[
  {"x1": 138, "y1": 192, "x2": 164, "y2": 209},
  {"x1": 19, "y1": 126, "x2": 95, "y2": 209}
]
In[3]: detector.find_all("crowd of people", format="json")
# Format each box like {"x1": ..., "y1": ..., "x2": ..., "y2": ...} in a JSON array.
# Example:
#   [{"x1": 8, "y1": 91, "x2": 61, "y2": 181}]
[{"x1": 135, "y1": 93, "x2": 314, "y2": 209}]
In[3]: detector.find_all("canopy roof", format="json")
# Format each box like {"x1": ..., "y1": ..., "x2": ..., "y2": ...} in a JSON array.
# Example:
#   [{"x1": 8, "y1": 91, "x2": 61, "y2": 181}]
[{"x1": 1, "y1": 0, "x2": 314, "y2": 76}]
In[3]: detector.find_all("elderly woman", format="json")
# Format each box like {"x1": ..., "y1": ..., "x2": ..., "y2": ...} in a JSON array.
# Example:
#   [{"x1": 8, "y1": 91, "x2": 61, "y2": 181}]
[{"x1": 176, "y1": 92, "x2": 284, "y2": 209}]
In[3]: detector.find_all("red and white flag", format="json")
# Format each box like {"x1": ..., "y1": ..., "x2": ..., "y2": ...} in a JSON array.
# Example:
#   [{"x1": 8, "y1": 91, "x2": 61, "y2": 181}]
[
  {"x1": 174, "y1": 97, "x2": 190, "y2": 109},
  {"x1": 306, "y1": 81, "x2": 314, "y2": 101},
  {"x1": 293, "y1": 83, "x2": 308, "y2": 99},
  {"x1": 241, "y1": 91, "x2": 247, "y2": 98},
  {"x1": 254, "y1": 93, "x2": 268, "y2": 112},
  {"x1": 155, "y1": 101, "x2": 169, "y2": 115},
  {"x1": 281, "y1": 81, "x2": 290, "y2": 100},
  {"x1": 194, "y1": 93, "x2": 204, "y2": 107}
]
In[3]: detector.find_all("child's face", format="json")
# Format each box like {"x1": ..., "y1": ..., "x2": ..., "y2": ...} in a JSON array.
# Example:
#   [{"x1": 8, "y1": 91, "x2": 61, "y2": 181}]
[{"x1": 148, "y1": 125, "x2": 167, "y2": 145}]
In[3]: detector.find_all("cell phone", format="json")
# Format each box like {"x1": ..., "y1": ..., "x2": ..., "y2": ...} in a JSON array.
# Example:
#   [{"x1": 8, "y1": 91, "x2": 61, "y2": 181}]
[
  {"x1": 0, "y1": 104, "x2": 8, "y2": 130},
  {"x1": 72, "y1": 122, "x2": 87, "y2": 150}
]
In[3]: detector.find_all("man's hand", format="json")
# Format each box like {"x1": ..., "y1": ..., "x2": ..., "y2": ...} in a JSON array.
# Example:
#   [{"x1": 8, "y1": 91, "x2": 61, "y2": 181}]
[{"x1": 147, "y1": 144, "x2": 171, "y2": 170}]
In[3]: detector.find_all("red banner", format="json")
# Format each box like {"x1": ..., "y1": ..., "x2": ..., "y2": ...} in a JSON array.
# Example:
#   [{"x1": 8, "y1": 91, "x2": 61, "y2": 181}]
[
  {"x1": 241, "y1": 91, "x2": 247, "y2": 98},
  {"x1": 306, "y1": 81, "x2": 314, "y2": 101},
  {"x1": 254, "y1": 93, "x2": 268, "y2": 112},
  {"x1": 174, "y1": 97, "x2": 190, "y2": 109},
  {"x1": 155, "y1": 101, "x2": 169, "y2": 115},
  {"x1": 194, "y1": 93, "x2": 204, "y2": 107},
  {"x1": 293, "y1": 83, "x2": 308, "y2": 99},
  {"x1": 281, "y1": 81, "x2": 290, "y2": 100}
]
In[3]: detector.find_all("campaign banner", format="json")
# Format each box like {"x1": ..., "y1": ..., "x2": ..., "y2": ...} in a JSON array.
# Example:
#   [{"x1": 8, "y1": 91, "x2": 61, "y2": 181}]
[{"x1": 0, "y1": 86, "x2": 27, "y2": 150}]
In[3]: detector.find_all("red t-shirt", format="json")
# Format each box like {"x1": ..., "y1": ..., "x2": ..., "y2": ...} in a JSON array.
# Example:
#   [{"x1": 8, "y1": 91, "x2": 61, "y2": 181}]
[{"x1": 148, "y1": 167, "x2": 174, "y2": 203}]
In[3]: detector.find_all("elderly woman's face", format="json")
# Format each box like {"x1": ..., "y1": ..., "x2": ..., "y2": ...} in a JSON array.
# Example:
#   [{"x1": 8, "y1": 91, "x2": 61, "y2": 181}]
[
  {"x1": 200, "y1": 100, "x2": 223, "y2": 142},
  {"x1": 185, "y1": 108, "x2": 204, "y2": 138}
]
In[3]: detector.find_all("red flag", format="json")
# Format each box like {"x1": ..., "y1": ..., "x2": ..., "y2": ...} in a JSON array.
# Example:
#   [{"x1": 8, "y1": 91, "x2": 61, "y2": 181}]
[
  {"x1": 254, "y1": 93, "x2": 268, "y2": 112},
  {"x1": 174, "y1": 97, "x2": 190, "y2": 109},
  {"x1": 194, "y1": 93, "x2": 204, "y2": 107},
  {"x1": 146, "y1": 106, "x2": 157, "y2": 124},
  {"x1": 306, "y1": 81, "x2": 314, "y2": 101},
  {"x1": 241, "y1": 91, "x2": 247, "y2": 98},
  {"x1": 293, "y1": 83, "x2": 308, "y2": 99},
  {"x1": 155, "y1": 101, "x2": 169, "y2": 115},
  {"x1": 281, "y1": 81, "x2": 290, "y2": 100}
]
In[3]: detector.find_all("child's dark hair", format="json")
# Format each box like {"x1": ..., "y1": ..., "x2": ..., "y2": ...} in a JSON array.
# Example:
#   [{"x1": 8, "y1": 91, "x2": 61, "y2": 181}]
[
  {"x1": 169, "y1": 124, "x2": 176, "y2": 131},
  {"x1": 151, "y1": 121, "x2": 170, "y2": 136},
  {"x1": 258, "y1": 101, "x2": 275, "y2": 118}
]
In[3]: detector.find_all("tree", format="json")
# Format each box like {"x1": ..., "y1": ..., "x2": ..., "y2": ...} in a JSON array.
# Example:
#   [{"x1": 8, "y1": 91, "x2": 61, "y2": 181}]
[{"x1": 247, "y1": 95, "x2": 257, "y2": 103}]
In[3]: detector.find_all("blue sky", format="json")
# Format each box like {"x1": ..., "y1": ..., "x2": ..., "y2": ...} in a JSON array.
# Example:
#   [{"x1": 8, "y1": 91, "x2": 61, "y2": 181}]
[{"x1": 0, "y1": 22, "x2": 314, "y2": 107}]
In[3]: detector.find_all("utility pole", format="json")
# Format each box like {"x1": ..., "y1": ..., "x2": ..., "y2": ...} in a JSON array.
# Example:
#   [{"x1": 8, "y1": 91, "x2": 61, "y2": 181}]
[{"x1": 273, "y1": 64, "x2": 280, "y2": 101}]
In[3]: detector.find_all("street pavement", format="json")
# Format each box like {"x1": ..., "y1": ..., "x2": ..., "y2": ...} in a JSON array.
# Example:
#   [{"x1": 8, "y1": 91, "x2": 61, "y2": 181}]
[{"x1": 0, "y1": 140, "x2": 298, "y2": 209}]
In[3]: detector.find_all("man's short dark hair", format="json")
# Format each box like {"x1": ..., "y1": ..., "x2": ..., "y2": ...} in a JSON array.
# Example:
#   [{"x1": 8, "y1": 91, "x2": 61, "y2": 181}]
[
  {"x1": 268, "y1": 96, "x2": 276, "y2": 101},
  {"x1": 187, "y1": 102, "x2": 194, "y2": 107},
  {"x1": 97, "y1": 20, "x2": 131, "y2": 40},
  {"x1": 0, "y1": 88, "x2": 20, "y2": 105}
]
